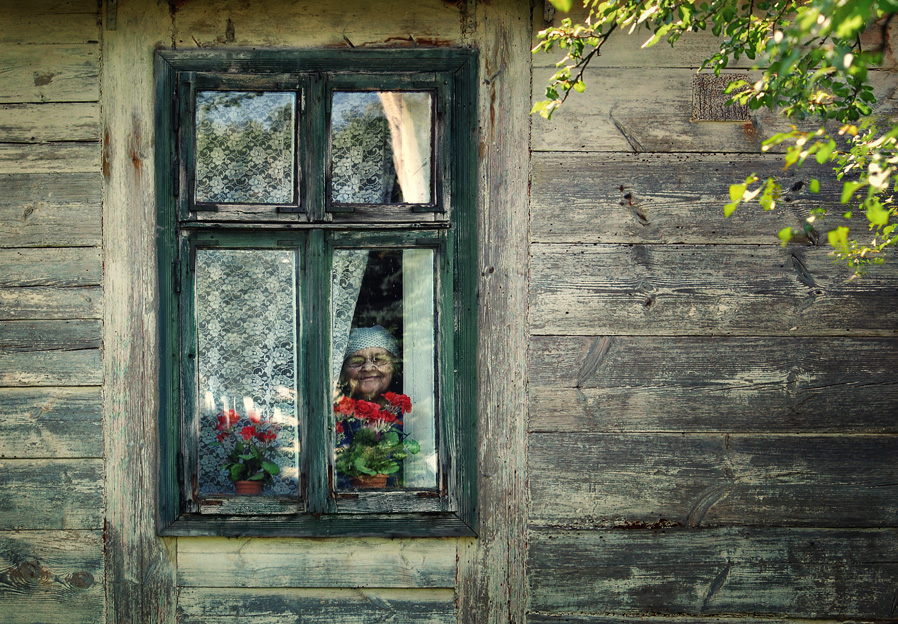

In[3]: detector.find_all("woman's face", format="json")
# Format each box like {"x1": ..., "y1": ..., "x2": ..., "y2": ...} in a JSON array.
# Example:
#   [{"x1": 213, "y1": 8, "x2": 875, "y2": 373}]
[{"x1": 342, "y1": 347, "x2": 394, "y2": 400}]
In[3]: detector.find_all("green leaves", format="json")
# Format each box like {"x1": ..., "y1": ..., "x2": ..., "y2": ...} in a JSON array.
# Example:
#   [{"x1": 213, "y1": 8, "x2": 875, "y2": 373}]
[{"x1": 549, "y1": 0, "x2": 574, "y2": 11}]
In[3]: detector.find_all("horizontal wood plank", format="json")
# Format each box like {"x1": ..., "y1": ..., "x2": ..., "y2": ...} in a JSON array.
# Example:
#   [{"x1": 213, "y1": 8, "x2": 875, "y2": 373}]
[
  {"x1": 0, "y1": 287, "x2": 102, "y2": 320},
  {"x1": 0, "y1": 248, "x2": 101, "y2": 287},
  {"x1": 0, "y1": 173, "x2": 101, "y2": 247},
  {"x1": 0, "y1": 142, "x2": 101, "y2": 173},
  {"x1": 0, "y1": 530, "x2": 103, "y2": 623},
  {"x1": 528, "y1": 527, "x2": 898, "y2": 618},
  {"x1": 531, "y1": 67, "x2": 898, "y2": 153},
  {"x1": 0, "y1": 387, "x2": 102, "y2": 458},
  {"x1": 529, "y1": 336, "x2": 898, "y2": 433},
  {"x1": 0, "y1": 459, "x2": 103, "y2": 529},
  {"x1": 0, "y1": 349, "x2": 102, "y2": 387},
  {"x1": 531, "y1": 152, "x2": 839, "y2": 244},
  {"x1": 0, "y1": 13, "x2": 99, "y2": 45},
  {"x1": 529, "y1": 433, "x2": 898, "y2": 528},
  {"x1": 0, "y1": 103, "x2": 100, "y2": 142},
  {"x1": 528, "y1": 614, "x2": 878, "y2": 624},
  {"x1": 173, "y1": 0, "x2": 462, "y2": 48},
  {"x1": 0, "y1": 320, "x2": 101, "y2": 352},
  {"x1": 0, "y1": 0, "x2": 98, "y2": 15},
  {"x1": 530, "y1": 244, "x2": 898, "y2": 336},
  {"x1": 0, "y1": 44, "x2": 99, "y2": 104},
  {"x1": 177, "y1": 537, "x2": 457, "y2": 588},
  {"x1": 178, "y1": 587, "x2": 455, "y2": 624}
]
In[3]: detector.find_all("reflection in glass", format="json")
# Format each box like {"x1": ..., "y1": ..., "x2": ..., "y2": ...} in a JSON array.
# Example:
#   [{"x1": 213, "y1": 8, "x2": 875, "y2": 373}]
[
  {"x1": 331, "y1": 92, "x2": 432, "y2": 204},
  {"x1": 195, "y1": 91, "x2": 296, "y2": 204},
  {"x1": 331, "y1": 248, "x2": 438, "y2": 490},
  {"x1": 195, "y1": 249, "x2": 299, "y2": 496}
]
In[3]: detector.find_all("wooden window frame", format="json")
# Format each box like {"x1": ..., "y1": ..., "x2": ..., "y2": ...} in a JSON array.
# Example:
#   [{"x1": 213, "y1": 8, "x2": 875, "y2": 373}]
[{"x1": 154, "y1": 49, "x2": 478, "y2": 537}]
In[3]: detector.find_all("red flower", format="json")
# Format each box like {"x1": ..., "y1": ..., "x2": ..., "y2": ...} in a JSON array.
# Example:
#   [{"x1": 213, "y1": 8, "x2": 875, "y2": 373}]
[
  {"x1": 354, "y1": 400, "x2": 381, "y2": 421},
  {"x1": 216, "y1": 414, "x2": 228, "y2": 431},
  {"x1": 335, "y1": 421, "x2": 344, "y2": 434},
  {"x1": 240, "y1": 425, "x2": 257, "y2": 440},
  {"x1": 248, "y1": 410, "x2": 261, "y2": 425},
  {"x1": 257, "y1": 430, "x2": 277, "y2": 443},
  {"x1": 384, "y1": 392, "x2": 412, "y2": 414},
  {"x1": 216, "y1": 432, "x2": 228, "y2": 442},
  {"x1": 334, "y1": 396, "x2": 355, "y2": 416},
  {"x1": 220, "y1": 409, "x2": 240, "y2": 427}
]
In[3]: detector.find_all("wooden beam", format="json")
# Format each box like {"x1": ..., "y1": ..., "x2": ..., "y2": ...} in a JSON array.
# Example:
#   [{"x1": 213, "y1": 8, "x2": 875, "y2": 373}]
[
  {"x1": 0, "y1": 173, "x2": 102, "y2": 248},
  {"x1": 530, "y1": 244, "x2": 898, "y2": 336},
  {"x1": 0, "y1": 387, "x2": 103, "y2": 458},
  {"x1": 0, "y1": 530, "x2": 104, "y2": 624},
  {"x1": 0, "y1": 460, "x2": 104, "y2": 530},
  {"x1": 178, "y1": 538, "x2": 457, "y2": 588},
  {"x1": 179, "y1": 588, "x2": 455, "y2": 624},
  {"x1": 529, "y1": 433, "x2": 898, "y2": 528},
  {"x1": 530, "y1": 335, "x2": 898, "y2": 433},
  {"x1": 0, "y1": 45, "x2": 99, "y2": 104},
  {"x1": 0, "y1": 103, "x2": 100, "y2": 142},
  {"x1": 0, "y1": 286, "x2": 101, "y2": 321},
  {"x1": 528, "y1": 527, "x2": 898, "y2": 619},
  {"x1": 456, "y1": 1, "x2": 531, "y2": 623}
]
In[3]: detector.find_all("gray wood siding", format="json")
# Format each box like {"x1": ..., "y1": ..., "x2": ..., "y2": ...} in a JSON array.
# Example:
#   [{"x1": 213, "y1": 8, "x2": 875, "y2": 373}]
[
  {"x1": 0, "y1": 2, "x2": 104, "y2": 623},
  {"x1": 527, "y1": 14, "x2": 898, "y2": 623}
]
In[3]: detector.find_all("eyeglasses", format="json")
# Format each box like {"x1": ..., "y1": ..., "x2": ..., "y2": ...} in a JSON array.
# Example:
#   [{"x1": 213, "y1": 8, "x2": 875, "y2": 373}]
[{"x1": 344, "y1": 354, "x2": 395, "y2": 370}]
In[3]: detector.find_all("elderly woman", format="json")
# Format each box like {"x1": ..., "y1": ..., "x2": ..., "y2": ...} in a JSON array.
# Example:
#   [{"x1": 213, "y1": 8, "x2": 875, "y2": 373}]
[{"x1": 339, "y1": 325, "x2": 400, "y2": 402}]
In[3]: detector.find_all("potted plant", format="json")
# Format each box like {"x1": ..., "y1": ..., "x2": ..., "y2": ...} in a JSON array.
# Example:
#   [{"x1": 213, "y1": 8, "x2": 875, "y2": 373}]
[
  {"x1": 214, "y1": 408, "x2": 281, "y2": 495},
  {"x1": 333, "y1": 392, "x2": 420, "y2": 488}
]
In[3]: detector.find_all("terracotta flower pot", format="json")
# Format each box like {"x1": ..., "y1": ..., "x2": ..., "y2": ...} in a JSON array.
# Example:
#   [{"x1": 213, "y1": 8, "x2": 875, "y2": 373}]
[
  {"x1": 234, "y1": 480, "x2": 264, "y2": 495},
  {"x1": 350, "y1": 474, "x2": 389, "y2": 489}
]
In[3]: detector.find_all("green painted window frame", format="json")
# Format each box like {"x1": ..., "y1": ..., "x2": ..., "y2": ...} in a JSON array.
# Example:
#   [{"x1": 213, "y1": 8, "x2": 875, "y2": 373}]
[{"x1": 155, "y1": 49, "x2": 478, "y2": 537}]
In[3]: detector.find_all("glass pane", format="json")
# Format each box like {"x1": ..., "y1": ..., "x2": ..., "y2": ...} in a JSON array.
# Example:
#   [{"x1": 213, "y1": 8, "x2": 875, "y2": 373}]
[
  {"x1": 331, "y1": 92, "x2": 432, "y2": 204},
  {"x1": 331, "y1": 248, "x2": 438, "y2": 490},
  {"x1": 195, "y1": 91, "x2": 296, "y2": 204},
  {"x1": 195, "y1": 248, "x2": 300, "y2": 496}
]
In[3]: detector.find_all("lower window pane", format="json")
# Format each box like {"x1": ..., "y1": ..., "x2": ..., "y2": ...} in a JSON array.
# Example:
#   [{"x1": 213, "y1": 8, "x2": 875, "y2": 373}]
[
  {"x1": 194, "y1": 248, "x2": 300, "y2": 496},
  {"x1": 332, "y1": 248, "x2": 438, "y2": 491}
]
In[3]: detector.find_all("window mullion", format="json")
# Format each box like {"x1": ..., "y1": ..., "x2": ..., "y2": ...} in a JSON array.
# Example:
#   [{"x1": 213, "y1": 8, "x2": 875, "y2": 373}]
[{"x1": 303, "y1": 229, "x2": 334, "y2": 513}]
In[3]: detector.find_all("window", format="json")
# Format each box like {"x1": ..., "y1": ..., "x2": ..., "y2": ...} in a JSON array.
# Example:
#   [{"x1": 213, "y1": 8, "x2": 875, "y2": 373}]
[{"x1": 155, "y1": 50, "x2": 477, "y2": 536}]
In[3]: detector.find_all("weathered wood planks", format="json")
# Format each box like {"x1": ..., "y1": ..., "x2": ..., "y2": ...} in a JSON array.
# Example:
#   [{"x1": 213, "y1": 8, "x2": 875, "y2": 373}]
[
  {"x1": 0, "y1": 350, "x2": 102, "y2": 387},
  {"x1": 529, "y1": 433, "x2": 898, "y2": 528},
  {"x1": 0, "y1": 45, "x2": 100, "y2": 104},
  {"x1": 178, "y1": 588, "x2": 456, "y2": 624},
  {"x1": 0, "y1": 320, "x2": 101, "y2": 351},
  {"x1": 0, "y1": 286, "x2": 101, "y2": 320},
  {"x1": 0, "y1": 142, "x2": 101, "y2": 173},
  {"x1": 0, "y1": 103, "x2": 100, "y2": 142},
  {"x1": 530, "y1": 244, "x2": 898, "y2": 336},
  {"x1": 0, "y1": 387, "x2": 102, "y2": 457},
  {"x1": 529, "y1": 336, "x2": 898, "y2": 433},
  {"x1": 177, "y1": 537, "x2": 457, "y2": 588},
  {"x1": 171, "y1": 0, "x2": 464, "y2": 48},
  {"x1": 0, "y1": 459, "x2": 104, "y2": 529},
  {"x1": 0, "y1": 530, "x2": 104, "y2": 624},
  {"x1": 528, "y1": 528, "x2": 898, "y2": 618},
  {"x1": 0, "y1": 248, "x2": 101, "y2": 287},
  {"x1": 531, "y1": 152, "x2": 839, "y2": 244},
  {"x1": 0, "y1": 174, "x2": 102, "y2": 247},
  {"x1": 530, "y1": 67, "x2": 898, "y2": 153}
]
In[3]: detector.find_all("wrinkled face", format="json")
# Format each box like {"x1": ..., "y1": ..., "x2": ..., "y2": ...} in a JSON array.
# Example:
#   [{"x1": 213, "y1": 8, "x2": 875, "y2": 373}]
[{"x1": 342, "y1": 347, "x2": 395, "y2": 400}]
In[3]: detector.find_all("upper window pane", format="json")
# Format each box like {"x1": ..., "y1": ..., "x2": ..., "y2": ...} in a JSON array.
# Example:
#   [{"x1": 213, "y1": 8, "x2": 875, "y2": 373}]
[
  {"x1": 331, "y1": 92, "x2": 432, "y2": 205},
  {"x1": 195, "y1": 91, "x2": 296, "y2": 204}
]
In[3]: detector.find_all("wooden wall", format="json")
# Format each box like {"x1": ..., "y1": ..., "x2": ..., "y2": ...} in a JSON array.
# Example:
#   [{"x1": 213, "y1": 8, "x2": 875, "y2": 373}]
[
  {"x1": 0, "y1": 1, "x2": 105, "y2": 623},
  {"x1": 527, "y1": 7, "x2": 898, "y2": 623},
  {"x1": 99, "y1": 1, "x2": 531, "y2": 624}
]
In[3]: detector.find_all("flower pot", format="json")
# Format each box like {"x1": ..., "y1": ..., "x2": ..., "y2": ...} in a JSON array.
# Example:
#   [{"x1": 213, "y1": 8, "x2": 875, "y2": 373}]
[
  {"x1": 350, "y1": 474, "x2": 389, "y2": 489},
  {"x1": 234, "y1": 480, "x2": 264, "y2": 495}
]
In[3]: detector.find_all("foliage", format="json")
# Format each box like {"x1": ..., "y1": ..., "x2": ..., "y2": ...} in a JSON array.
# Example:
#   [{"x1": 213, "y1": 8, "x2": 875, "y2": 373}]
[
  {"x1": 534, "y1": 0, "x2": 898, "y2": 272},
  {"x1": 214, "y1": 408, "x2": 281, "y2": 486},
  {"x1": 334, "y1": 393, "x2": 419, "y2": 480}
]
